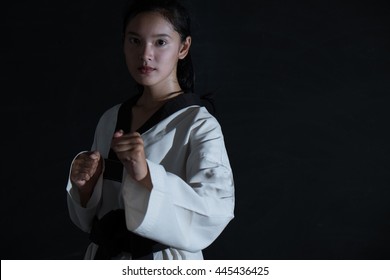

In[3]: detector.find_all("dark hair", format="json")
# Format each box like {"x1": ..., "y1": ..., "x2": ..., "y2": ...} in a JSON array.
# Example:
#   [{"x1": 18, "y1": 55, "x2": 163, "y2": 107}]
[{"x1": 122, "y1": 0, "x2": 194, "y2": 93}]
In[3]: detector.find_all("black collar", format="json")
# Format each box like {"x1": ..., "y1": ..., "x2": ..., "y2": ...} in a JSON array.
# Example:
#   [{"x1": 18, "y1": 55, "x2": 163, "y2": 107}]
[
  {"x1": 103, "y1": 93, "x2": 203, "y2": 182},
  {"x1": 116, "y1": 93, "x2": 203, "y2": 134}
]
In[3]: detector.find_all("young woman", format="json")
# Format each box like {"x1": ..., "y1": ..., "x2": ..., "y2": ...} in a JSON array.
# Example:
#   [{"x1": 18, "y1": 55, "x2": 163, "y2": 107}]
[{"x1": 66, "y1": 0, "x2": 235, "y2": 260}]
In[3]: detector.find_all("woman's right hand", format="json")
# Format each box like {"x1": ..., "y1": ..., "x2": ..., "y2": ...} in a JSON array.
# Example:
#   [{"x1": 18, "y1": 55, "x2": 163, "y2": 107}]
[{"x1": 70, "y1": 151, "x2": 102, "y2": 192}]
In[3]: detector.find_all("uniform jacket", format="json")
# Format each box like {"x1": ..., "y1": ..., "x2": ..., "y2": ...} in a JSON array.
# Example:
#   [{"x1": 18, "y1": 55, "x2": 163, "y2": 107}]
[{"x1": 66, "y1": 93, "x2": 235, "y2": 259}]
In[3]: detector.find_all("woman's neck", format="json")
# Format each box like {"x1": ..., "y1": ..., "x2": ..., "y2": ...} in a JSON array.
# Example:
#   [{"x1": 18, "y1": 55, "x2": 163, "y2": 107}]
[{"x1": 137, "y1": 86, "x2": 183, "y2": 110}]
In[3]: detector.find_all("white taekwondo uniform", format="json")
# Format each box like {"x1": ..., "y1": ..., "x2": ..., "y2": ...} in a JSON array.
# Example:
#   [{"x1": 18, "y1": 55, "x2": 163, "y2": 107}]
[{"x1": 66, "y1": 93, "x2": 235, "y2": 260}]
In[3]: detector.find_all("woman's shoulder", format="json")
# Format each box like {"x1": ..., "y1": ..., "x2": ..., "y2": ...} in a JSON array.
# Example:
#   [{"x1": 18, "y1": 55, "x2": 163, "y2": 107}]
[
  {"x1": 98, "y1": 103, "x2": 122, "y2": 124},
  {"x1": 190, "y1": 105, "x2": 216, "y2": 120},
  {"x1": 183, "y1": 105, "x2": 222, "y2": 133},
  {"x1": 97, "y1": 94, "x2": 140, "y2": 124}
]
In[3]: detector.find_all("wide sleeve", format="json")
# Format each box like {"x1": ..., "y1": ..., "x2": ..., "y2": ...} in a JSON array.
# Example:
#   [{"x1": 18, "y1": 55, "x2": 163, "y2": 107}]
[
  {"x1": 66, "y1": 165, "x2": 104, "y2": 233},
  {"x1": 122, "y1": 115, "x2": 235, "y2": 252},
  {"x1": 66, "y1": 105, "x2": 119, "y2": 233}
]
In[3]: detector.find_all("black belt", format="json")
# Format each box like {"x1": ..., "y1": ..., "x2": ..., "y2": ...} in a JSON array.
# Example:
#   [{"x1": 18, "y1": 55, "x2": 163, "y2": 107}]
[{"x1": 89, "y1": 209, "x2": 168, "y2": 259}]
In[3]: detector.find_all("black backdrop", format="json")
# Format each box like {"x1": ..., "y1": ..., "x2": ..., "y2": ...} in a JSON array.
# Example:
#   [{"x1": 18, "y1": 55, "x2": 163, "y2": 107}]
[{"x1": 1, "y1": 0, "x2": 389, "y2": 260}]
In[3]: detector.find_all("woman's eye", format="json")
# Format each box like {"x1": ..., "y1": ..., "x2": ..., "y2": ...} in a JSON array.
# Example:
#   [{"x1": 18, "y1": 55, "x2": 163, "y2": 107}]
[
  {"x1": 156, "y1": 39, "x2": 167, "y2": 46},
  {"x1": 129, "y1": 37, "x2": 140, "y2": 45}
]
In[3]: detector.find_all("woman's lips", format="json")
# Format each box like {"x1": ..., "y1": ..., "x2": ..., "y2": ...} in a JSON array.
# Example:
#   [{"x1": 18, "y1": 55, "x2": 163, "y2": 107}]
[{"x1": 138, "y1": 66, "x2": 156, "y2": 74}]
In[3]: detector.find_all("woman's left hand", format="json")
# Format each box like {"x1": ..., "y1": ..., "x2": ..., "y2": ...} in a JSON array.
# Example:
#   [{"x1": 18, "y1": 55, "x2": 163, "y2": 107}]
[{"x1": 111, "y1": 130, "x2": 152, "y2": 190}]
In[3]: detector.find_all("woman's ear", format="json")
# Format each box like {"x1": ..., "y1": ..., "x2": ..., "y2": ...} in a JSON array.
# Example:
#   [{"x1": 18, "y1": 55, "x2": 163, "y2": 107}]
[{"x1": 178, "y1": 36, "x2": 192, "y2": 59}]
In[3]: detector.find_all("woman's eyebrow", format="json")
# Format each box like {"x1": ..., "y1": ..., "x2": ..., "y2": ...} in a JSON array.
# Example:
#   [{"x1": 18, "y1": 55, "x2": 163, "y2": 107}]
[
  {"x1": 126, "y1": 31, "x2": 140, "y2": 37},
  {"x1": 126, "y1": 31, "x2": 172, "y2": 39},
  {"x1": 153, "y1": 34, "x2": 172, "y2": 39}
]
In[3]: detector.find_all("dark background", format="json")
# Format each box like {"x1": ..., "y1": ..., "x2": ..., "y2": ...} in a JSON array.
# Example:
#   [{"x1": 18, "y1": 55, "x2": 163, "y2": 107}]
[{"x1": 1, "y1": 0, "x2": 389, "y2": 259}]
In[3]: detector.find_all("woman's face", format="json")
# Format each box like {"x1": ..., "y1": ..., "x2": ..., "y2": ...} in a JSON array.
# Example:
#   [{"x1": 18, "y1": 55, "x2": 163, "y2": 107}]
[{"x1": 123, "y1": 12, "x2": 191, "y2": 90}]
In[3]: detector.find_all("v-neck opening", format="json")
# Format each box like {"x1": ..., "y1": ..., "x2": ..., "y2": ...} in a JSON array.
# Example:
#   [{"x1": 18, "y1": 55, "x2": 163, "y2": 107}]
[
  {"x1": 104, "y1": 93, "x2": 204, "y2": 182},
  {"x1": 136, "y1": 93, "x2": 202, "y2": 134}
]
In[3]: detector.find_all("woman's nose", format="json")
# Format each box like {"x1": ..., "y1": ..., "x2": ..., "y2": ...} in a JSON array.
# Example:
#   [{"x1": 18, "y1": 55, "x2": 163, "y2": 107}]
[{"x1": 140, "y1": 43, "x2": 153, "y2": 62}]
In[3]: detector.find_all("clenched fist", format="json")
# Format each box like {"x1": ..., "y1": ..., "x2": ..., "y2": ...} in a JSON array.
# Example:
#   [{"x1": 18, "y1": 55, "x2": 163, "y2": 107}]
[
  {"x1": 110, "y1": 130, "x2": 152, "y2": 190},
  {"x1": 70, "y1": 151, "x2": 103, "y2": 191}
]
